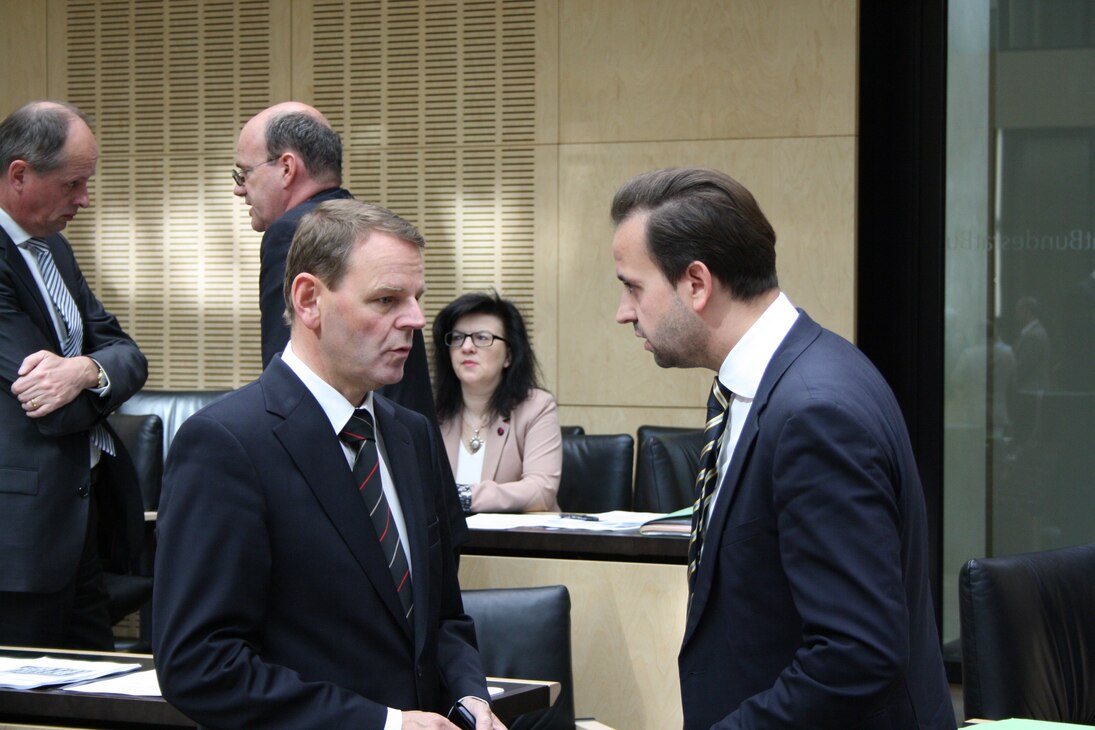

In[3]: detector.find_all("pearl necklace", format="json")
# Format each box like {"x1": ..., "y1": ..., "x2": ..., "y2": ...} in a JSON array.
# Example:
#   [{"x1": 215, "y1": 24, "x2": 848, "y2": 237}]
[{"x1": 462, "y1": 411, "x2": 487, "y2": 454}]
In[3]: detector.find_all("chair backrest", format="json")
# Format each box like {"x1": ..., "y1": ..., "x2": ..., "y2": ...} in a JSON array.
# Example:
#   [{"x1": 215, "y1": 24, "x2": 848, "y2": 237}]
[
  {"x1": 633, "y1": 428, "x2": 704, "y2": 513},
  {"x1": 462, "y1": 586, "x2": 574, "y2": 730},
  {"x1": 117, "y1": 389, "x2": 231, "y2": 461},
  {"x1": 557, "y1": 433, "x2": 634, "y2": 513},
  {"x1": 107, "y1": 412, "x2": 164, "y2": 511},
  {"x1": 635, "y1": 424, "x2": 698, "y2": 445},
  {"x1": 959, "y1": 542, "x2": 1095, "y2": 723},
  {"x1": 559, "y1": 425, "x2": 585, "y2": 437}
]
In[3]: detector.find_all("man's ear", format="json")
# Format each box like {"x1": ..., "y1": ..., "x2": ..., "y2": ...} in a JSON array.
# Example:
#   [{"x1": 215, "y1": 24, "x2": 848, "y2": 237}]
[
  {"x1": 7, "y1": 160, "x2": 28, "y2": 191},
  {"x1": 681, "y1": 260, "x2": 715, "y2": 312},
  {"x1": 291, "y1": 273, "x2": 323, "y2": 330},
  {"x1": 278, "y1": 152, "x2": 298, "y2": 189}
]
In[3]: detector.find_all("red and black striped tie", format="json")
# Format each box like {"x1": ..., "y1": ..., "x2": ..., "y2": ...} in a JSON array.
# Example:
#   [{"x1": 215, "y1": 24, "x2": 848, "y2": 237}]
[{"x1": 339, "y1": 409, "x2": 413, "y2": 622}]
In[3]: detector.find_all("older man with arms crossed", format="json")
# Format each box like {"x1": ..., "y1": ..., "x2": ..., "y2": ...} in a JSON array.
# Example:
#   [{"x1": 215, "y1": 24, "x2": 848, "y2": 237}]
[
  {"x1": 153, "y1": 199, "x2": 503, "y2": 729},
  {"x1": 610, "y1": 168, "x2": 954, "y2": 729},
  {"x1": 0, "y1": 101, "x2": 148, "y2": 649}
]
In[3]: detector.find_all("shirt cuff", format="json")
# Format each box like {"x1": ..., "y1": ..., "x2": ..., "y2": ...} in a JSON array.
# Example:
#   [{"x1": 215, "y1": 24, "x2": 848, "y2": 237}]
[{"x1": 384, "y1": 707, "x2": 401, "y2": 730}]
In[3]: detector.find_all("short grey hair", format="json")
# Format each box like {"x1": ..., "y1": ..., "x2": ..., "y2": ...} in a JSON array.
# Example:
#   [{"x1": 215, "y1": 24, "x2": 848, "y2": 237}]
[
  {"x1": 265, "y1": 111, "x2": 342, "y2": 185},
  {"x1": 0, "y1": 101, "x2": 93, "y2": 173},
  {"x1": 283, "y1": 199, "x2": 425, "y2": 322}
]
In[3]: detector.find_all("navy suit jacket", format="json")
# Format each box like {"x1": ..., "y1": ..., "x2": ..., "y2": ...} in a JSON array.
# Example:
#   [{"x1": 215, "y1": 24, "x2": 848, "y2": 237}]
[
  {"x1": 152, "y1": 358, "x2": 488, "y2": 729},
  {"x1": 680, "y1": 312, "x2": 954, "y2": 730},
  {"x1": 0, "y1": 228, "x2": 147, "y2": 593}
]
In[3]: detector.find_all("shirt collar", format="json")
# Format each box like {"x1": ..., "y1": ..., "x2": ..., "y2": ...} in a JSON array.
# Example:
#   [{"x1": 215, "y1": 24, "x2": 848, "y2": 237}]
[
  {"x1": 717, "y1": 291, "x2": 799, "y2": 399},
  {"x1": 280, "y1": 341, "x2": 373, "y2": 435},
  {"x1": 0, "y1": 207, "x2": 33, "y2": 246}
]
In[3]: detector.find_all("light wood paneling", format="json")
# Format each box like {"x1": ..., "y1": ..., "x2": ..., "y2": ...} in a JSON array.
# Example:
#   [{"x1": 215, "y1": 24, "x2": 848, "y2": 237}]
[
  {"x1": 556, "y1": 137, "x2": 856, "y2": 415},
  {"x1": 559, "y1": 0, "x2": 857, "y2": 143},
  {"x1": 0, "y1": 0, "x2": 48, "y2": 114},
  {"x1": 461, "y1": 554, "x2": 688, "y2": 730}
]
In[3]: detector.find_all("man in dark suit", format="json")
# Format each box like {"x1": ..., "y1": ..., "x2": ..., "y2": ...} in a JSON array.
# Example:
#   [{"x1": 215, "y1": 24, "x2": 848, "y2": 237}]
[
  {"x1": 0, "y1": 101, "x2": 148, "y2": 650},
  {"x1": 152, "y1": 199, "x2": 503, "y2": 729},
  {"x1": 610, "y1": 168, "x2": 954, "y2": 729},
  {"x1": 235, "y1": 102, "x2": 435, "y2": 420}
]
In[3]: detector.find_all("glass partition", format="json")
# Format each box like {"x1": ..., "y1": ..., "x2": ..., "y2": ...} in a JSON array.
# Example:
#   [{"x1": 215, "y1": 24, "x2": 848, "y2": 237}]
[{"x1": 943, "y1": 0, "x2": 1095, "y2": 642}]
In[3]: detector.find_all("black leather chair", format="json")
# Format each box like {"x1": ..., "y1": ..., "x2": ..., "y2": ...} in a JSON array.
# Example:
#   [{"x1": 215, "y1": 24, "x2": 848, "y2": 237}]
[
  {"x1": 557, "y1": 433, "x2": 634, "y2": 513},
  {"x1": 102, "y1": 412, "x2": 164, "y2": 650},
  {"x1": 117, "y1": 389, "x2": 231, "y2": 461},
  {"x1": 959, "y1": 542, "x2": 1095, "y2": 723},
  {"x1": 559, "y1": 425, "x2": 585, "y2": 437},
  {"x1": 633, "y1": 427, "x2": 704, "y2": 513},
  {"x1": 462, "y1": 586, "x2": 574, "y2": 730},
  {"x1": 635, "y1": 424, "x2": 698, "y2": 445}
]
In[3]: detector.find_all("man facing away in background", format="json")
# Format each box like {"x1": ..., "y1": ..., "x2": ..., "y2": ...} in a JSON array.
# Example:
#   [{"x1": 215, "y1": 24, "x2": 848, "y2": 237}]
[
  {"x1": 609, "y1": 167, "x2": 955, "y2": 729},
  {"x1": 234, "y1": 101, "x2": 435, "y2": 421}
]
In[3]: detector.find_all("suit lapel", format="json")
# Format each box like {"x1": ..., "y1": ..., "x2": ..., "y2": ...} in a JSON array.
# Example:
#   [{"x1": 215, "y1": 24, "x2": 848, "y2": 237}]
[
  {"x1": 683, "y1": 313, "x2": 822, "y2": 642},
  {"x1": 263, "y1": 363, "x2": 413, "y2": 638},
  {"x1": 480, "y1": 413, "x2": 509, "y2": 481},
  {"x1": 0, "y1": 230, "x2": 63, "y2": 351}
]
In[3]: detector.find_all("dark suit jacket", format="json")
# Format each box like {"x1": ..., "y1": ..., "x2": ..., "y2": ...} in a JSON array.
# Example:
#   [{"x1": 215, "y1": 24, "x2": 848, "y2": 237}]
[
  {"x1": 0, "y1": 228, "x2": 148, "y2": 593},
  {"x1": 680, "y1": 312, "x2": 954, "y2": 730},
  {"x1": 152, "y1": 358, "x2": 488, "y2": 729}
]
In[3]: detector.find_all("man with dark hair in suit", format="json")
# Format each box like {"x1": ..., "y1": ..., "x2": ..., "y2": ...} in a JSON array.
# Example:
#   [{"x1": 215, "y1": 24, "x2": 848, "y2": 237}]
[
  {"x1": 0, "y1": 100, "x2": 148, "y2": 649},
  {"x1": 235, "y1": 102, "x2": 435, "y2": 421},
  {"x1": 153, "y1": 199, "x2": 503, "y2": 729},
  {"x1": 610, "y1": 167, "x2": 954, "y2": 729}
]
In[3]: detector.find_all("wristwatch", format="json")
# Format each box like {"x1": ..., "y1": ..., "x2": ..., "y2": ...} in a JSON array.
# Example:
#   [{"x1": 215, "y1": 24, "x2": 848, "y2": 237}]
[{"x1": 95, "y1": 364, "x2": 106, "y2": 389}]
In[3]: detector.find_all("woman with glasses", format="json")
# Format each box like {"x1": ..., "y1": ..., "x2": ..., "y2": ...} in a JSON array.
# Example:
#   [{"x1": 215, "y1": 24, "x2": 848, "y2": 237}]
[{"x1": 432, "y1": 291, "x2": 562, "y2": 513}]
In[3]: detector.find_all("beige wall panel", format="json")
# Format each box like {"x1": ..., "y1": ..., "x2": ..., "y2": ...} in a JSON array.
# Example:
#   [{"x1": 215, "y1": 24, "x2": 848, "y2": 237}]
[
  {"x1": 461, "y1": 555, "x2": 687, "y2": 730},
  {"x1": 559, "y1": 0, "x2": 857, "y2": 143},
  {"x1": 0, "y1": 1, "x2": 48, "y2": 113},
  {"x1": 558, "y1": 405, "x2": 705, "y2": 438},
  {"x1": 556, "y1": 136, "x2": 856, "y2": 410},
  {"x1": 532, "y1": 145, "x2": 561, "y2": 392}
]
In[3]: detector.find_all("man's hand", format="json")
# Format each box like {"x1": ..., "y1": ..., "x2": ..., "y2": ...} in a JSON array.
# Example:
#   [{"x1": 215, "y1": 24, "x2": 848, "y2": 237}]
[
  {"x1": 400, "y1": 710, "x2": 460, "y2": 728},
  {"x1": 465, "y1": 698, "x2": 507, "y2": 730},
  {"x1": 11, "y1": 351, "x2": 98, "y2": 418}
]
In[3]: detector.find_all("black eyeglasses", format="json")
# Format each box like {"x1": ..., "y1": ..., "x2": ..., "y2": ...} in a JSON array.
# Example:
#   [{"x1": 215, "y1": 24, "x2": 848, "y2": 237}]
[
  {"x1": 232, "y1": 158, "x2": 279, "y2": 186},
  {"x1": 445, "y1": 330, "x2": 507, "y2": 348}
]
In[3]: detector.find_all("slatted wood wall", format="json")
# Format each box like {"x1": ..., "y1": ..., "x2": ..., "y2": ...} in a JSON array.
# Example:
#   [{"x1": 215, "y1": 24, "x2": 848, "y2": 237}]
[{"x1": 61, "y1": 0, "x2": 539, "y2": 388}]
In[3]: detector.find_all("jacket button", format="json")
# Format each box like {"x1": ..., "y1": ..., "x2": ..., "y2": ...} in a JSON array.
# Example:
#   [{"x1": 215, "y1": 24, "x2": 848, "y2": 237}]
[{"x1": 77, "y1": 484, "x2": 90, "y2": 498}]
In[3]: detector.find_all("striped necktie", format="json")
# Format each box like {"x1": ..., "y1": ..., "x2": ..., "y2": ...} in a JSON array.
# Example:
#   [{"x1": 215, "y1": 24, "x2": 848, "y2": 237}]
[
  {"x1": 24, "y1": 237, "x2": 114, "y2": 456},
  {"x1": 687, "y1": 376, "x2": 733, "y2": 596},
  {"x1": 339, "y1": 409, "x2": 414, "y2": 623}
]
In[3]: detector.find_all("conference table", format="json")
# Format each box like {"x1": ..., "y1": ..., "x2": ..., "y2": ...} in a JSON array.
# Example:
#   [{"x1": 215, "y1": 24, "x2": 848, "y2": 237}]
[
  {"x1": 0, "y1": 647, "x2": 556, "y2": 729},
  {"x1": 460, "y1": 521, "x2": 689, "y2": 730}
]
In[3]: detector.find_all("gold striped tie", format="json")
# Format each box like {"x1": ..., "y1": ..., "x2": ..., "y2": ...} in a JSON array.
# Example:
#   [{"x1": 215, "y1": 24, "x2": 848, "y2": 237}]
[{"x1": 687, "y1": 377, "x2": 732, "y2": 597}]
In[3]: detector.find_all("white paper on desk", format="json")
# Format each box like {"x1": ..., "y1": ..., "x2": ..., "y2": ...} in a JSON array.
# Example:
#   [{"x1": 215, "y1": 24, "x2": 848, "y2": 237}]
[
  {"x1": 488, "y1": 685, "x2": 505, "y2": 697},
  {"x1": 467, "y1": 511, "x2": 665, "y2": 532},
  {"x1": 62, "y1": 668, "x2": 162, "y2": 697},
  {"x1": 0, "y1": 656, "x2": 141, "y2": 689}
]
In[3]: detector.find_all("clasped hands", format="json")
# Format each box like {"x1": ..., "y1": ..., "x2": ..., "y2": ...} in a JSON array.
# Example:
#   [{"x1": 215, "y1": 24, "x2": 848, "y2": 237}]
[{"x1": 11, "y1": 350, "x2": 99, "y2": 418}]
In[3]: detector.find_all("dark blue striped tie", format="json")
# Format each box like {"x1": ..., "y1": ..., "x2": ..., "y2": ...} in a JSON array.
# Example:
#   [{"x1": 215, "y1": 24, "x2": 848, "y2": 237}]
[
  {"x1": 688, "y1": 377, "x2": 732, "y2": 598},
  {"x1": 339, "y1": 409, "x2": 414, "y2": 622},
  {"x1": 24, "y1": 237, "x2": 113, "y2": 456}
]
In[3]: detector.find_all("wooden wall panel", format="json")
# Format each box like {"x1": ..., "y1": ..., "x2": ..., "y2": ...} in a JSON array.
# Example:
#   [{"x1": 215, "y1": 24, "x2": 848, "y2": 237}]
[
  {"x1": 556, "y1": 136, "x2": 856, "y2": 425},
  {"x1": 0, "y1": 0, "x2": 49, "y2": 114},
  {"x1": 559, "y1": 0, "x2": 857, "y2": 144},
  {"x1": 0, "y1": 0, "x2": 858, "y2": 441}
]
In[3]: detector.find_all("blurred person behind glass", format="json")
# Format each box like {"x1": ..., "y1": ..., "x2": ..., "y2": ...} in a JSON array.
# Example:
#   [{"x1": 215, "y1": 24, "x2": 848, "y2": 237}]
[{"x1": 433, "y1": 291, "x2": 561, "y2": 513}]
